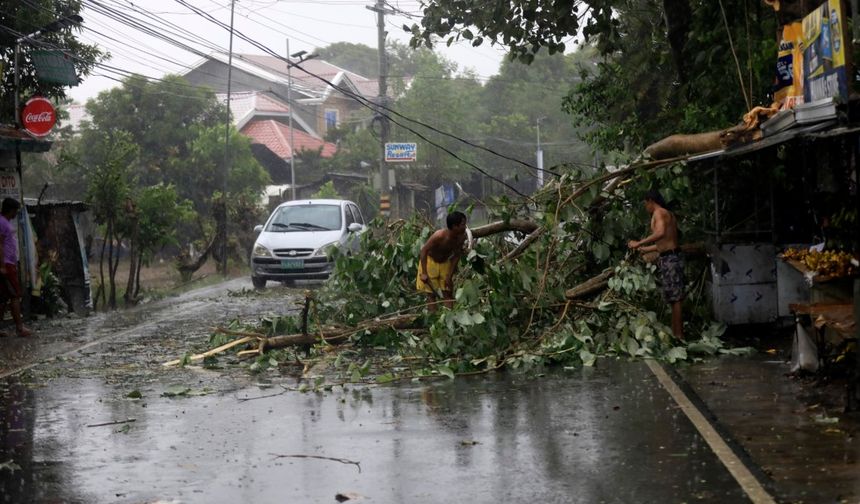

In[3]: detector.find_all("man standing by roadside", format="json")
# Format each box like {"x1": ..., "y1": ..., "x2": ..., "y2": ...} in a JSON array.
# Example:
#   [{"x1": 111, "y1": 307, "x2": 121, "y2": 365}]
[
  {"x1": 628, "y1": 190, "x2": 684, "y2": 340},
  {"x1": 417, "y1": 211, "x2": 467, "y2": 311},
  {"x1": 0, "y1": 198, "x2": 32, "y2": 338}
]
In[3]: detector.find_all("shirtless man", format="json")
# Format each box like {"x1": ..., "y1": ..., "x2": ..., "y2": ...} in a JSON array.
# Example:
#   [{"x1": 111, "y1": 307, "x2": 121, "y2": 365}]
[
  {"x1": 628, "y1": 190, "x2": 684, "y2": 340},
  {"x1": 417, "y1": 211, "x2": 467, "y2": 311}
]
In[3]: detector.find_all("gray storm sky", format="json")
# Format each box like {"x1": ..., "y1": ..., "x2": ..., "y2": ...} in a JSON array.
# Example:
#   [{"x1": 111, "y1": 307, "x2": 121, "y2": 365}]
[{"x1": 68, "y1": 0, "x2": 508, "y2": 103}]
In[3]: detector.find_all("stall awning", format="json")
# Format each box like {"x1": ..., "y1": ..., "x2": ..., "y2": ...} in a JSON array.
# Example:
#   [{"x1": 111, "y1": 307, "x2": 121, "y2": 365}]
[{"x1": 0, "y1": 126, "x2": 53, "y2": 153}]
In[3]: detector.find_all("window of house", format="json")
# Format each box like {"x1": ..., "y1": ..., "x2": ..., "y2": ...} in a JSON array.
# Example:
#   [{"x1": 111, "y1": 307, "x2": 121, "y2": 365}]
[{"x1": 325, "y1": 109, "x2": 338, "y2": 130}]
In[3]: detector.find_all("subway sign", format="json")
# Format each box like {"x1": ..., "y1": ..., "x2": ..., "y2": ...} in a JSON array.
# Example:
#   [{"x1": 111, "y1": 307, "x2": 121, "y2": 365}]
[{"x1": 385, "y1": 142, "x2": 417, "y2": 162}]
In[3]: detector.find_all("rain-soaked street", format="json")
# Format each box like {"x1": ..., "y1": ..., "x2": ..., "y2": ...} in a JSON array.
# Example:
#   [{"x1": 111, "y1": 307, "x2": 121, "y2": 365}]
[{"x1": 0, "y1": 279, "x2": 856, "y2": 503}]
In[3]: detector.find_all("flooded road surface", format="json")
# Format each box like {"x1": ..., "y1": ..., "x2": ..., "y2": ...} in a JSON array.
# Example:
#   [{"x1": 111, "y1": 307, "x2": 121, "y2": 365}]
[
  {"x1": 0, "y1": 279, "x2": 758, "y2": 503},
  {"x1": 1, "y1": 362, "x2": 749, "y2": 503}
]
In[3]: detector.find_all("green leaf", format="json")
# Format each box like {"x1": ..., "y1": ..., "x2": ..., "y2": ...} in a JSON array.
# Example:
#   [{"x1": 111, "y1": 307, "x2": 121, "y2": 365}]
[
  {"x1": 376, "y1": 373, "x2": 397, "y2": 384},
  {"x1": 666, "y1": 347, "x2": 688, "y2": 363},
  {"x1": 437, "y1": 366, "x2": 455, "y2": 379},
  {"x1": 686, "y1": 341, "x2": 718, "y2": 355},
  {"x1": 162, "y1": 385, "x2": 191, "y2": 397},
  {"x1": 126, "y1": 390, "x2": 142, "y2": 399},
  {"x1": 453, "y1": 310, "x2": 474, "y2": 326},
  {"x1": 580, "y1": 350, "x2": 596, "y2": 367}
]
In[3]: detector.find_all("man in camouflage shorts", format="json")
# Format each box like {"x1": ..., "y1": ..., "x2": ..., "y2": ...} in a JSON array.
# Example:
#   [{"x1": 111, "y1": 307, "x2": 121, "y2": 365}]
[{"x1": 628, "y1": 190, "x2": 685, "y2": 340}]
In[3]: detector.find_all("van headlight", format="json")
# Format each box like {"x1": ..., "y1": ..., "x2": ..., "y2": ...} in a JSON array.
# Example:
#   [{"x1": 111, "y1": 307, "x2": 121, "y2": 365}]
[
  {"x1": 252, "y1": 244, "x2": 273, "y2": 257},
  {"x1": 312, "y1": 241, "x2": 339, "y2": 257}
]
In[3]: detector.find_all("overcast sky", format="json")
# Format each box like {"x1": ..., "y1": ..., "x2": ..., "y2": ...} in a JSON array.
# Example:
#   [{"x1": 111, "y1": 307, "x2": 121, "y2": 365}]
[{"x1": 68, "y1": 0, "x2": 508, "y2": 104}]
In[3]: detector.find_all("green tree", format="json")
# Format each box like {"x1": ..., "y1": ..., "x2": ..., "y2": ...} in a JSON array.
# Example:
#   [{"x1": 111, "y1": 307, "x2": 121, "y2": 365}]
[
  {"x1": 177, "y1": 124, "x2": 270, "y2": 214},
  {"x1": 564, "y1": 1, "x2": 775, "y2": 154},
  {"x1": 0, "y1": 0, "x2": 104, "y2": 123},
  {"x1": 315, "y1": 42, "x2": 379, "y2": 77},
  {"x1": 311, "y1": 180, "x2": 341, "y2": 199},
  {"x1": 407, "y1": 0, "x2": 777, "y2": 155},
  {"x1": 387, "y1": 51, "x2": 484, "y2": 188},
  {"x1": 475, "y1": 50, "x2": 596, "y2": 187},
  {"x1": 122, "y1": 184, "x2": 194, "y2": 305},
  {"x1": 84, "y1": 130, "x2": 137, "y2": 310},
  {"x1": 84, "y1": 74, "x2": 225, "y2": 187}
]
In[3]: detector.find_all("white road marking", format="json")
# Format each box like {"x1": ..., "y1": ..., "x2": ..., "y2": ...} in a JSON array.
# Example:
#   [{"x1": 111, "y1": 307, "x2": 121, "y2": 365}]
[{"x1": 645, "y1": 359, "x2": 777, "y2": 504}]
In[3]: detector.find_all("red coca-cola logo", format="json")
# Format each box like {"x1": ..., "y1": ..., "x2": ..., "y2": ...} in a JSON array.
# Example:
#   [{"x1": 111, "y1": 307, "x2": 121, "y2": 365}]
[{"x1": 21, "y1": 97, "x2": 57, "y2": 137}]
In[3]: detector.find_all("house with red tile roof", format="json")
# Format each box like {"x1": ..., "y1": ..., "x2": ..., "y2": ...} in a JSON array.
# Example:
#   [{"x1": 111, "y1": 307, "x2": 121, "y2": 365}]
[
  {"x1": 213, "y1": 90, "x2": 337, "y2": 186},
  {"x1": 183, "y1": 52, "x2": 380, "y2": 138}
]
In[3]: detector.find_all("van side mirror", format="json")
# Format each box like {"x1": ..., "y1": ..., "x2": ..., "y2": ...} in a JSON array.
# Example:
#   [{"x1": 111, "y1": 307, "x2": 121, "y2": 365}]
[
  {"x1": 254, "y1": 224, "x2": 263, "y2": 233},
  {"x1": 348, "y1": 223, "x2": 362, "y2": 233}
]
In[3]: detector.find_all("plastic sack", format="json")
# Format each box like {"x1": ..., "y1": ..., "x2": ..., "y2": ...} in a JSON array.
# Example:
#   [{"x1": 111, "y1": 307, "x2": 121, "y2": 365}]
[{"x1": 790, "y1": 320, "x2": 819, "y2": 373}]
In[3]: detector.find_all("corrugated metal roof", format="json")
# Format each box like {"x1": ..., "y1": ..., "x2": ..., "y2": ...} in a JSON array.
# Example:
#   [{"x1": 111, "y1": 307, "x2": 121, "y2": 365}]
[{"x1": 687, "y1": 121, "x2": 838, "y2": 163}]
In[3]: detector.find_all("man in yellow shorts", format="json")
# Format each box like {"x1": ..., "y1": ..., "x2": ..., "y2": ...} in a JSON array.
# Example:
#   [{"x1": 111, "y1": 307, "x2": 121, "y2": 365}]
[{"x1": 417, "y1": 211, "x2": 467, "y2": 311}]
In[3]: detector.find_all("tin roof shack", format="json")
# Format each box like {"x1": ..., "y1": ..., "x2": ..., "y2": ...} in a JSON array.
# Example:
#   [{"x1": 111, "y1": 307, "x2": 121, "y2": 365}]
[
  {"x1": 686, "y1": 118, "x2": 860, "y2": 408},
  {"x1": 687, "y1": 120, "x2": 859, "y2": 325},
  {"x1": 0, "y1": 128, "x2": 52, "y2": 319},
  {"x1": 25, "y1": 200, "x2": 93, "y2": 316}
]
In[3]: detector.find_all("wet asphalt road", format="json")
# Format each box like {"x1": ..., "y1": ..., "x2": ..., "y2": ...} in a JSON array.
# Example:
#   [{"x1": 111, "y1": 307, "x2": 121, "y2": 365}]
[{"x1": 0, "y1": 279, "x2": 754, "y2": 503}]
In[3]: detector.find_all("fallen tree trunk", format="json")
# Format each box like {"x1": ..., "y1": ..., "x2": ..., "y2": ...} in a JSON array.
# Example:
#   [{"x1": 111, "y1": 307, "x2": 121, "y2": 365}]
[
  {"x1": 163, "y1": 336, "x2": 255, "y2": 367},
  {"x1": 565, "y1": 268, "x2": 615, "y2": 300},
  {"x1": 504, "y1": 227, "x2": 545, "y2": 262},
  {"x1": 266, "y1": 313, "x2": 421, "y2": 349},
  {"x1": 163, "y1": 314, "x2": 421, "y2": 366},
  {"x1": 471, "y1": 219, "x2": 540, "y2": 238}
]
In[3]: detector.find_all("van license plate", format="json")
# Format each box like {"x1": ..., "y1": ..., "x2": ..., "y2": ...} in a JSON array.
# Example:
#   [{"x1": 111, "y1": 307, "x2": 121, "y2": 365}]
[{"x1": 281, "y1": 259, "x2": 303, "y2": 270}]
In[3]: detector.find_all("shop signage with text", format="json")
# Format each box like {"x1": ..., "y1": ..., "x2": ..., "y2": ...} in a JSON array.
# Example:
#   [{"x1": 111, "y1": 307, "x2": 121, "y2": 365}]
[{"x1": 21, "y1": 97, "x2": 57, "y2": 137}]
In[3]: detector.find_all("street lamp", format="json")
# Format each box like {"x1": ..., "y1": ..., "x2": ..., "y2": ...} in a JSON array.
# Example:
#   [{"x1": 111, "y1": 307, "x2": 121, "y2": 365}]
[
  {"x1": 286, "y1": 42, "x2": 316, "y2": 200},
  {"x1": 14, "y1": 14, "x2": 83, "y2": 129}
]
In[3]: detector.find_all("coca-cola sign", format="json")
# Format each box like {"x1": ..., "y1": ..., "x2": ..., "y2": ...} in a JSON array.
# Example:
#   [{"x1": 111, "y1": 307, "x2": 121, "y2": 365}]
[{"x1": 21, "y1": 96, "x2": 57, "y2": 137}]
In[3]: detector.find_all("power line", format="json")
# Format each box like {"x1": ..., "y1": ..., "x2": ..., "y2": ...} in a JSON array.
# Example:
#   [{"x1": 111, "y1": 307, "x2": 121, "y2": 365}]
[
  {"x1": 170, "y1": 0, "x2": 573, "y2": 180},
  {"x1": 171, "y1": 0, "x2": 538, "y2": 196}
]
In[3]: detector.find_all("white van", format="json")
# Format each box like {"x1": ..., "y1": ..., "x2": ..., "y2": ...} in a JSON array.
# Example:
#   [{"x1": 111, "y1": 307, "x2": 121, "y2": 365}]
[{"x1": 250, "y1": 199, "x2": 366, "y2": 288}]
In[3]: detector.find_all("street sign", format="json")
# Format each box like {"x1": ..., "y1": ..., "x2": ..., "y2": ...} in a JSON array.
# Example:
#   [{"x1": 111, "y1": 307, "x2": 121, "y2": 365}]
[
  {"x1": 21, "y1": 97, "x2": 57, "y2": 137},
  {"x1": 385, "y1": 142, "x2": 417, "y2": 162},
  {"x1": 32, "y1": 50, "x2": 79, "y2": 86}
]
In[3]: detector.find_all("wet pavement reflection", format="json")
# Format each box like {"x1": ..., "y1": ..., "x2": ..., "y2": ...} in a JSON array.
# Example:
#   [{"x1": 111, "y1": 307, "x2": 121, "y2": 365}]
[{"x1": 1, "y1": 360, "x2": 747, "y2": 503}]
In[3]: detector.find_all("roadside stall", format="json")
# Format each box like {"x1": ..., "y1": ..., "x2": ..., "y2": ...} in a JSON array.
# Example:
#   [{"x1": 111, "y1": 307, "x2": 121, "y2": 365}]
[{"x1": 670, "y1": 0, "x2": 860, "y2": 409}]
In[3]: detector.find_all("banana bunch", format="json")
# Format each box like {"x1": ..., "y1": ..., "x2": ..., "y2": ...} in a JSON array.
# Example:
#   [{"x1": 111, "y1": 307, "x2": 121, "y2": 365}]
[{"x1": 783, "y1": 248, "x2": 858, "y2": 277}]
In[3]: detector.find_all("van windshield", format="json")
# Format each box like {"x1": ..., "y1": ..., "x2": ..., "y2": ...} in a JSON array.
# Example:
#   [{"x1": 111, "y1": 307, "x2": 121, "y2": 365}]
[{"x1": 266, "y1": 204, "x2": 342, "y2": 232}]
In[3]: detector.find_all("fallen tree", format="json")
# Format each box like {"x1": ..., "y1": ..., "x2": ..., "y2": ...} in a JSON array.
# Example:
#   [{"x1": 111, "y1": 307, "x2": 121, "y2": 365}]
[{"x1": 168, "y1": 155, "x2": 746, "y2": 379}]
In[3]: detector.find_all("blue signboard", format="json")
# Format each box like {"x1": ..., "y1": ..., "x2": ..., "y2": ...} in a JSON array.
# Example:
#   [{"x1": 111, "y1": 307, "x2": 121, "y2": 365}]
[{"x1": 385, "y1": 142, "x2": 417, "y2": 162}]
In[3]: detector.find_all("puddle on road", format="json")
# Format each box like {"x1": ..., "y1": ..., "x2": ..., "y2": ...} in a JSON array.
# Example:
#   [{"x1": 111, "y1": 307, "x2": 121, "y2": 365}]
[{"x1": 0, "y1": 361, "x2": 748, "y2": 503}]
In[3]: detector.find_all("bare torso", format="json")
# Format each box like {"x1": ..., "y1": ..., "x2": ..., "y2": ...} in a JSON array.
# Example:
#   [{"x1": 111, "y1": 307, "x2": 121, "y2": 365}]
[
  {"x1": 652, "y1": 208, "x2": 679, "y2": 252},
  {"x1": 425, "y1": 229, "x2": 465, "y2": 262}
]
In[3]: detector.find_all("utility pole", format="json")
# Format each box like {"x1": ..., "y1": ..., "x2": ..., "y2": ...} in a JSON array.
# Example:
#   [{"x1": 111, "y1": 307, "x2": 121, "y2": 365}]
[
  {"x1": 221, "y1": 0, "x2": 236, "y2": 276},
  {"x1": 287, "y1": 38, "x2": 296, "y2": 201},
  {"x1": 366, "y1": 0, "x2": 394, "y2": 193},
  {"x1": 536, "y1": 117, "x2": 546, "y2": 190}
]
